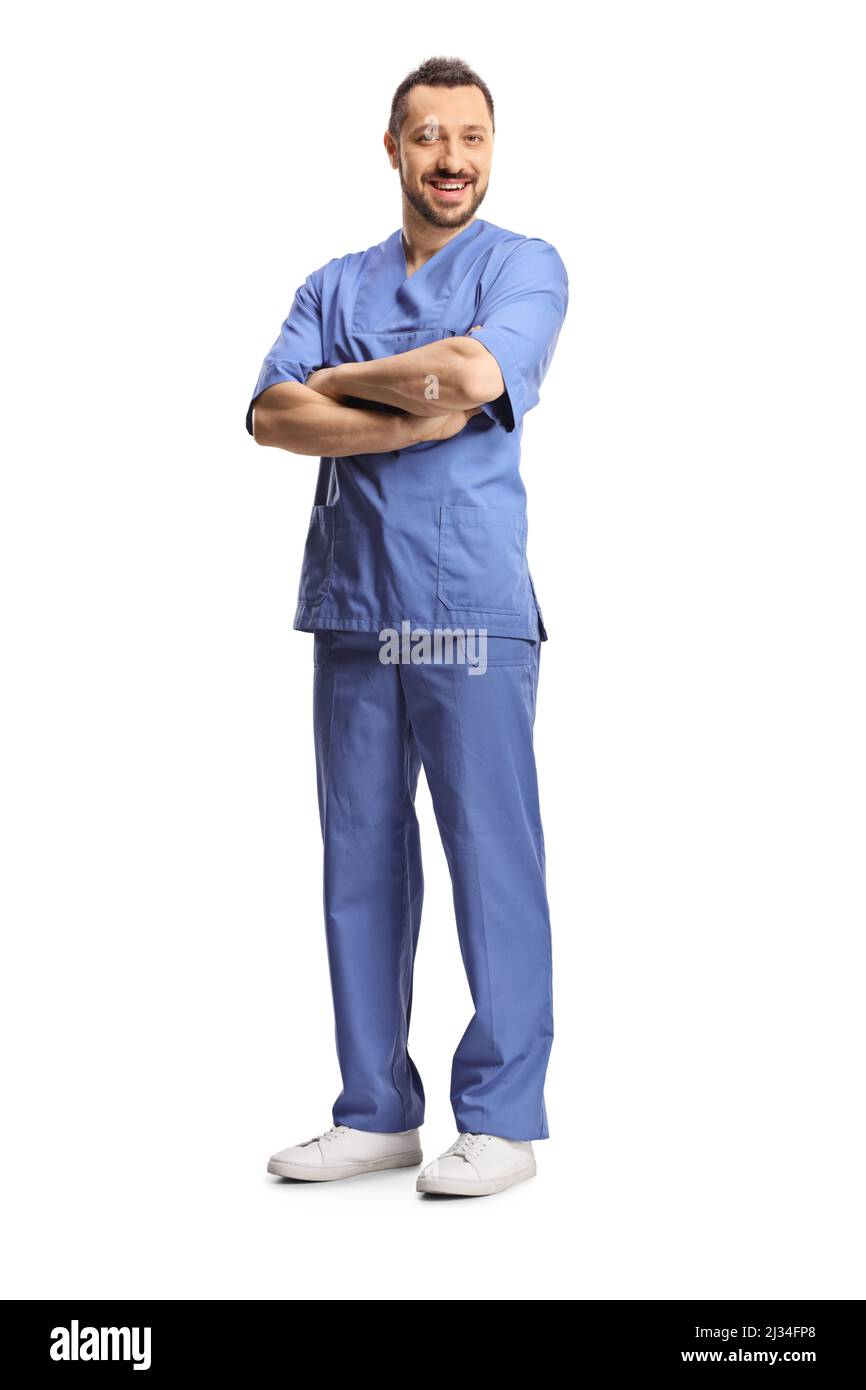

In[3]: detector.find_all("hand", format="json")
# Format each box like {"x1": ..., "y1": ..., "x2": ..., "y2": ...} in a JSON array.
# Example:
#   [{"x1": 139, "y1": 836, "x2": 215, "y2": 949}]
[
  {"x1": 305, "y1": 367, "x2": 346, "y2": 402},
  {"x1": 416, "y1": 406, "x2": 483, "y2": 444}
]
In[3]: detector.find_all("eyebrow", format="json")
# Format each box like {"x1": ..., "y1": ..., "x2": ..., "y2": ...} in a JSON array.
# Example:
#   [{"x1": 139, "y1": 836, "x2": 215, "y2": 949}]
[{"x1": 408, "y1": 122, "x2": 489, "y2": 135}]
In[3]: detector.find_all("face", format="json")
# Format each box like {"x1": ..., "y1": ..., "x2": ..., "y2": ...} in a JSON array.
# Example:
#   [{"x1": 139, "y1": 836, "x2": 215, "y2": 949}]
[{"x1": 385, "y1": 84, "x2": 493, "y2": 229}]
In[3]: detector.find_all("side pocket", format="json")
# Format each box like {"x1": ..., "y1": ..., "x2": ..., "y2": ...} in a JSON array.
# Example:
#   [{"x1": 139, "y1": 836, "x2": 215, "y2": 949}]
[
  {"x1": 436, "y1": 504, "x2": 527, "y2": 614},
  {"x1": 297, "y1": 503, "x2": 336, "y2": 605}
]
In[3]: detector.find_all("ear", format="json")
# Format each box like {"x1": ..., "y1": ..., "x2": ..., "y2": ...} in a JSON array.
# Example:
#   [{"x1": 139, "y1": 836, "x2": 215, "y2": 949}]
[{"x1": 383, "y1": 130, "x2": 399, "y2": 169}]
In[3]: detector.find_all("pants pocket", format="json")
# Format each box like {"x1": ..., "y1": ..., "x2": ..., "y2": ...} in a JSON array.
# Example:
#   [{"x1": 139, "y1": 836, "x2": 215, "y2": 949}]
[
  {"x1": 298, "y1": 504, "x2": 336, "y2": 605},
  {"x1": 436, "y1": 504, "x2": 527, "y2": 614}
]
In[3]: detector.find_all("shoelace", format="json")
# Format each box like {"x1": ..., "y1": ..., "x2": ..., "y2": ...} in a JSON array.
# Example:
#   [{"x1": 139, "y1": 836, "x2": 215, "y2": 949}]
[
  {"x1": 447, "y1": 1132, "x2": 488, "y2": 1160},
  {"x1": 299, "y1": 1125, "x2": 347, "y2": 1147},
  {"x1": 319, "y1": 1126, "x2": 347, "y2": 1143}
]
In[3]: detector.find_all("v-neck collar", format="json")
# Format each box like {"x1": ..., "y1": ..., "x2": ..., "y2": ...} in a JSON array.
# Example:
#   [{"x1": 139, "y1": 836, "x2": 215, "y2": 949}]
[
  {"x1": 397, "y1": 217, "x2": 487, "y2": 283},
  {"x1": 351, "y1": 218, "x2": 490, "y2": 334}
]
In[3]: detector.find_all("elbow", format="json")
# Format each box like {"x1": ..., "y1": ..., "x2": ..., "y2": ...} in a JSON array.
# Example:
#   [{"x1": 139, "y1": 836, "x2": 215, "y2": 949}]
[
  {"x1": 251, "y1": 402, "x2": 327, "y2": 457},
  {"x1": 464, "y1": 363, "x2": 503, "y2": 410},
  {"x1": 454, "y1": 338, "x2": 504, "y2": 408},
  {"x1": 251, "y1": 401, "x2": 276, "y2": 446},
  {"x1": 250, "y1": 382, "x2": 309, "y2": 450}
]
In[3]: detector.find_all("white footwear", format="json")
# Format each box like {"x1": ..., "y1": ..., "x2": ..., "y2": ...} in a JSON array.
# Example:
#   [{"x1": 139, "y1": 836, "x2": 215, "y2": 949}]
[
  {"x1": 416, "y1": 1132, "x2": 537, "y2": 1196},
  {"x1": 267, "y1": 1124, "x2": 422, "y2": 1181}
]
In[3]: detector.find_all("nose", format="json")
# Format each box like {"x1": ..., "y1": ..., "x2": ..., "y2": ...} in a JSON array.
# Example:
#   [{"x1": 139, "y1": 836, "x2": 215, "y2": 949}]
[
  {"x1": 436, "y1": 132, "x2": 465, "y2": 167},
  {"x1": 434, "y1": 156, "x2": 469, "y2": 176}
]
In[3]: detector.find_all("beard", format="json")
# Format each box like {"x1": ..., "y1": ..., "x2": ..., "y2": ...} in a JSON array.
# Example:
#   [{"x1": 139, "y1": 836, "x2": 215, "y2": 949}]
[{"x1": 399, "y1": 160, "x2": 488, "y2": 229}]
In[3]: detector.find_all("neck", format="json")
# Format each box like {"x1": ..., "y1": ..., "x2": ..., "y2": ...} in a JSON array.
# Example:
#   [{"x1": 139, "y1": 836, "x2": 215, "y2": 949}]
[{"x1": 400, "y1": 206, "x2": 476, "y2": 275}]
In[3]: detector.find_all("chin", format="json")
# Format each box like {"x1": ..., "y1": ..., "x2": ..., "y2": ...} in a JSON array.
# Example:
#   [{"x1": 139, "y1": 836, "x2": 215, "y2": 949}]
[
  {"x1": 412, "y1": 189, "x2": 487, "y2": 230},
  {"x1": 429, "y1": 207, "x2": 473, "y2": 228}
]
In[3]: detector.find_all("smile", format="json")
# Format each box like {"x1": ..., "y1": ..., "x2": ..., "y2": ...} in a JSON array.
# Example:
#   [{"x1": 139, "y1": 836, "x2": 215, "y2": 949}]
[{"x1": 428, "y1": 179, "x2": 472, "y2": 201}]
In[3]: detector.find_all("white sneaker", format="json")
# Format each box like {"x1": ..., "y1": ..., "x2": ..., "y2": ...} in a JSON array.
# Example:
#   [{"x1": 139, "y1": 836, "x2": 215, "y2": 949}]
[
  {"x1": 416, "y1": 1132, "x2": 536, "y2": 1196},
  {"x1": 267, "y1": 1124, "x2": 423, "y2": 1181}
]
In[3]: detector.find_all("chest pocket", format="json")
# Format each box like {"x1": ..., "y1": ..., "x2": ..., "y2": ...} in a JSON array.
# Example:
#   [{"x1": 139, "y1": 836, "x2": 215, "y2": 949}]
[{"x1": 437, "y1": 505, "x2": 527, "y2": 615}]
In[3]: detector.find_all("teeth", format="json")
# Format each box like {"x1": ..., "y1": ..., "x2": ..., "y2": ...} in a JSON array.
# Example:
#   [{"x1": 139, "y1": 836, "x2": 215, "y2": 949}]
[{"x1": 433, "y1": 182, "x2": 466, "y2": 190}]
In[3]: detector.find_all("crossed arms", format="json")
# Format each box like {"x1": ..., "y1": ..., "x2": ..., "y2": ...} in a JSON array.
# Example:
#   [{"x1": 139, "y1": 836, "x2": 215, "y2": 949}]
[{"x1": 251, "y1": 336, "x2": 504, "y2": 457}]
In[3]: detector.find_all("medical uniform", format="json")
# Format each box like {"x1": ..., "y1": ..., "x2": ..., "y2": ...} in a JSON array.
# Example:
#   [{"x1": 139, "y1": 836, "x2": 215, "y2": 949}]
[{"x1": 247, "y1": 218, "x2": 569, "y2": 1141}]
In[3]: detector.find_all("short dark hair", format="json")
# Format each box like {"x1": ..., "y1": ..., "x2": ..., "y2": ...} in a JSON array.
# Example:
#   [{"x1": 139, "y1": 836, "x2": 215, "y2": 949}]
[{"x1": 388, "y1": 56, "x2": 495, "y2": 143}]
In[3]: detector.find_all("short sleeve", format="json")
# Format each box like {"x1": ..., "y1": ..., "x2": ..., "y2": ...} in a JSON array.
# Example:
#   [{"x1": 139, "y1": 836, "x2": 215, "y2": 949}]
[
  {"x1": 467, "y1": 239, "x2": 569, "y2": 433},
  {"x1": 245, "y1": 272, "x2": 325, "y2": 435}
]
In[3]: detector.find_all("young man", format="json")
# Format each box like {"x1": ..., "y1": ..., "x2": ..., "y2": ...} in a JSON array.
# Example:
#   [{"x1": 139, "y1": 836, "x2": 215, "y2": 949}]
[{"x1": 248, "y1": 56, "x2": 569, "y2": 1197}]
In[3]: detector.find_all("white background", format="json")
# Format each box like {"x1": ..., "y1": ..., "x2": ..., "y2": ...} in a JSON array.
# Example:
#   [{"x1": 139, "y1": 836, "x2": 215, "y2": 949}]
[{"x1": 2, "y1": 1, "x2": 864, "y2": 1301}]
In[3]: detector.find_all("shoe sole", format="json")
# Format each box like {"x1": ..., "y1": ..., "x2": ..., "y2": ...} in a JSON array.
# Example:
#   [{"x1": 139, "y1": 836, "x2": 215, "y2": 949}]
[
  {"x1": 267, "y1": 1150, "x2": 423, "y2": 1181},
  {"x1": 416, "y1": 1161, "x2": 536, "y2": 1197}
]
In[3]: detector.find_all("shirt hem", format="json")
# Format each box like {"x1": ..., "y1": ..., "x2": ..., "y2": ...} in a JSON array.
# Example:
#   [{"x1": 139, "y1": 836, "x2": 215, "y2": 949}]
[{"x1": 293, "y1": 608, "x2": 548, "y2": 641}]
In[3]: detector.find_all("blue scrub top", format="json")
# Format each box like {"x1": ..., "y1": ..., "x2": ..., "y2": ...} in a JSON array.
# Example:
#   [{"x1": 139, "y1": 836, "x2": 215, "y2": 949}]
[{"x1": 245, "y1": 217, "x2": 569, "y2": 640}]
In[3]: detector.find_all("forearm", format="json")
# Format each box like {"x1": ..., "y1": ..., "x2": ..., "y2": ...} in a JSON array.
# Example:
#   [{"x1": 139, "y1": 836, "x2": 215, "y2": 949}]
[
  {"x1": 252, "y1": 382, "x2": 443, "y2": 456},
  {"x1": 311, "y1": 337, "x2": 504, "y2": 417}
]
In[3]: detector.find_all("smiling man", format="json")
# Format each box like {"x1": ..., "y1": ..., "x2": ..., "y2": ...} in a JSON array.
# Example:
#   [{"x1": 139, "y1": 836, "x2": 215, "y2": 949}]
[{"x1": 249, "y1": 56, "x2": 569, "y2": 1198}]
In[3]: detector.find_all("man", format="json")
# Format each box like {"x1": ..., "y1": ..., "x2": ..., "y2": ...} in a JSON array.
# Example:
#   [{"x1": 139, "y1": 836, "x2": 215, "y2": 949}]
[{"x1": 248, "y1": 56, "x2": 569, "y2": 1197}]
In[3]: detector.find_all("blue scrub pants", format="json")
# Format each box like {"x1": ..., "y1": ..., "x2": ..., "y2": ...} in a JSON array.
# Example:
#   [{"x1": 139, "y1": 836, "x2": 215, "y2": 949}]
[{"x1": 312, "y1": 630, "x2": 554, "y2": 1141}]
